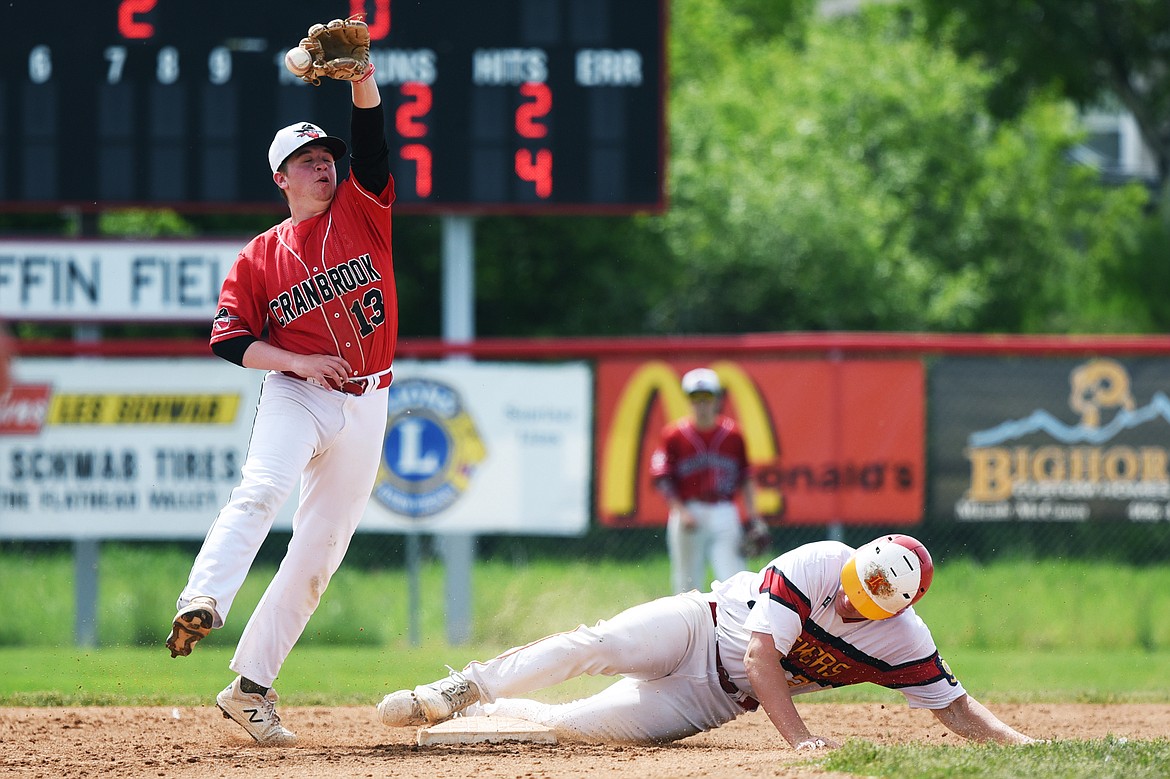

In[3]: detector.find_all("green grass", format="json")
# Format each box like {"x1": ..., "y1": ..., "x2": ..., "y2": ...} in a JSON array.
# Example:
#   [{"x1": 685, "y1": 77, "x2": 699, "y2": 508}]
[
  {"x1": 6, "y1": 545, "x2": 1170, "y2": 652},
  {"x1": 0, "y1": 644, "x2": 614, "y2": 706},
  {"x1": 4, "y1": 544, "x2": 1170, "y2": 709},
  {"x1": 1, "y1": 545, "x2": 676, "y2": 648},
  {"x1": 4, "y1": 644, "x2": 1170, "y2": 707},
  {"x1": 913, "y1": 557, "x2": 1170, "y2": 652},
  {"x1": 5, "y1": 546, "x2": 1170, "y2": 778},
  {"x1": 823, "y1": 737, "x2": 1170, "y2": 779}
]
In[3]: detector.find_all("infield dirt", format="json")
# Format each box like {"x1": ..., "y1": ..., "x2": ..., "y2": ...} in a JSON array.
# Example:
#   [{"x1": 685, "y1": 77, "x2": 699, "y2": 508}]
[{"x1": 1, "y1": 703, "x2": 1163, "y2": 778}]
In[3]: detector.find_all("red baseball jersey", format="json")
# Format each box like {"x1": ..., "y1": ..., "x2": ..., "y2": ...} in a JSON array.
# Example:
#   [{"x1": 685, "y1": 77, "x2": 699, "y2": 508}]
[
  {"x1": 211, "y1": 175, "x2": 397, "y2": 376},
  {"x1": 649, "y1": 416, "x2": 750, "y2": 503}
]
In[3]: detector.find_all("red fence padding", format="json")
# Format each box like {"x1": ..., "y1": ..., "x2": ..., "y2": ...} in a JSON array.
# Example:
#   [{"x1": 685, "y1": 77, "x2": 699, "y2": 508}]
[{"x1": 13, "y1": 332, "x2": 1170, "y2": 359}]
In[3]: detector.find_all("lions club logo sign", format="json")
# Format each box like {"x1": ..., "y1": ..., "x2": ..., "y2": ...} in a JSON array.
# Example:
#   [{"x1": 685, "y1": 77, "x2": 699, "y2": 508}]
[{"x1": 374, "y1": 378, "x2": 486, "y2": 517}]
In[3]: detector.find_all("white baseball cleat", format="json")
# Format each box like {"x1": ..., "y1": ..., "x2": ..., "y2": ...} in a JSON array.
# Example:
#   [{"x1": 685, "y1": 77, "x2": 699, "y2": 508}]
[
  {"x1": 378, "y1": 669, "x2": 481, "y2": 727},
  {"x1": 377, "y1": 689, "x2": 427, "y2": 727},
  {"x1": 216, "y1": 677, "x2": 296, "y2": 744},
  {"x1": 166, "y1": 596, "x2": 217, "y2": 658}
]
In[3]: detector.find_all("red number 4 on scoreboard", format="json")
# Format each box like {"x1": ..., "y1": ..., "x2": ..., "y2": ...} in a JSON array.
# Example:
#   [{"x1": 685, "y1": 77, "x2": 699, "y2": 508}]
[{"x1": 514, "y1": 150, "x2": 552, "y2": 199}]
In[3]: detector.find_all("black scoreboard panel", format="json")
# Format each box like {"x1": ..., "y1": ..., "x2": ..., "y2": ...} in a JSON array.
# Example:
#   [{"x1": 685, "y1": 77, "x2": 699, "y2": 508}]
[{"x1": 4, "y1": 0, "x2": 665, "y2": 214}]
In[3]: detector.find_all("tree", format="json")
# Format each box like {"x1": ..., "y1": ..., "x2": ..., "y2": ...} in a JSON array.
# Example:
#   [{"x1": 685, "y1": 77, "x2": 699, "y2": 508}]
[
  {"x1": 651, "y1": 3, "x2": 1149, "y2": 333},
  {"x1": 918, "y1": 0, "x2": 1170, "y2": 218}
]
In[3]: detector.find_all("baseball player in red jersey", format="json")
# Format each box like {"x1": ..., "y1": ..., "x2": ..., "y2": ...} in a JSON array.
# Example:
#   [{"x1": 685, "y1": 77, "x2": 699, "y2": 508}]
[
  {"x1": 651, "y1": 367, "x2": 769, "y2": 594},
  {"x1": 377, "y1": 535, "x2": 1038, "y2": 748},
  {"x1": 164, "y1": 28, "x2": 395, "y2": 744}
]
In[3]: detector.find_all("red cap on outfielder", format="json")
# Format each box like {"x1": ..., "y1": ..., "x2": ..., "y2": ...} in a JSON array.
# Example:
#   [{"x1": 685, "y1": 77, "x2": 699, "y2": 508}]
[{"x1": 840, "y1": 534, "x2": 934, "y2": 620}]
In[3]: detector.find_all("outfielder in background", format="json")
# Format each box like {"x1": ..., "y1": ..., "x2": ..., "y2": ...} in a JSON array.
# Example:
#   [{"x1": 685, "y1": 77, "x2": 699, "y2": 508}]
[
  {"x1": 651, "y1": 368, "x2": 771, "y2": 593},
  {"x1": 165, "y1": 18, "x2": 396, "y2": 744},
  {"x1": 378, "y1": 535, "x2": 1038, "y2": 748}
]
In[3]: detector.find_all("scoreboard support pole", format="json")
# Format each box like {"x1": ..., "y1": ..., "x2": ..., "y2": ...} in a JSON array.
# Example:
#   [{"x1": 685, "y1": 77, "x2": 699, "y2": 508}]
[
  {"x1": 73, "y1": 538, "x2": 100, "y2": 647},
  {"x1": 441, "y1": 216, "x2": 476, "y2": 343},
  {"x1": 73, "y1": 320, "x2": 103, "y2": 647},
  {"x1": 437, "y1": 214, "x2": 476, "y2": 645}
]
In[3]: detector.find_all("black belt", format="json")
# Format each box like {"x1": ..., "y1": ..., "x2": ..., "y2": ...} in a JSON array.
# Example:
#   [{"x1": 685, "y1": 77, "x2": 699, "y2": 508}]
[{"x1": 708, "y1": 601, "x2": 759, "y2": 712}]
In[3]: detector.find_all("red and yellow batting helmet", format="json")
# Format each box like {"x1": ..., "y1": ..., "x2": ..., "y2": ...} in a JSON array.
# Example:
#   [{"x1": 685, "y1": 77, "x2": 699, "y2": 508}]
[{"x1": 840, "y1": 534, "x2": 934, "y2": 620}]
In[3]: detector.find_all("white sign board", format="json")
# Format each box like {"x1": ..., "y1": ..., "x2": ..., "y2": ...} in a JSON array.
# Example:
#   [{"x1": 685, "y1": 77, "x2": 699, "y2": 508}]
[
  {"x1": 0, "y1": 240, "x2": 240, "y2": 322},
  {"x1": 0, "y1": 357, "x2": 278, "y2": 539},
  {"x1": 0, "y1": 358, "x2": 593, "y2": 539},
  {"x1": 361, "y1": 360, "x2": 592, "y2": 535}
]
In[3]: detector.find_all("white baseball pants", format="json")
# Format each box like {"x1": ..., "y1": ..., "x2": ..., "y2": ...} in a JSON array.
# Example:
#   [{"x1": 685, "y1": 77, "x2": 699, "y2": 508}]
[
  {"x1": 463, "y1": 591, "x2": 745, "y2": 742},
  {"x1": 176, "y1": 371, "x2": 389, "y2": 687},
  {"x1": 667, "y1": 500, "x2": 745, "y2": 593}
]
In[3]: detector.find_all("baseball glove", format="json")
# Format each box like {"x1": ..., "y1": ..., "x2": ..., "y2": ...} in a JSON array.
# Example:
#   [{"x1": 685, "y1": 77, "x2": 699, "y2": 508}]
[
  {"x1": 296, "y1": 17, "x2": 371, "y2": 85},
  {"x1": 740, "y1": 519, "x2": 772, "y2": 558}
]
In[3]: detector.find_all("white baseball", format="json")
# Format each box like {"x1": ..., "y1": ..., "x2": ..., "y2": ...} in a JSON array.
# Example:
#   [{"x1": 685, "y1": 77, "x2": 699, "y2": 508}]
[{"x1": 285, "y1": 47, "x2": 313, "y2": 76}]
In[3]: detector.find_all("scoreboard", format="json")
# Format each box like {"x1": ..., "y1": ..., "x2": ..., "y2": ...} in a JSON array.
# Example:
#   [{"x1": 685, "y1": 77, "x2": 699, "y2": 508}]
[{"x1": 4, "y1": 0, "x2": 666, "y2": 214}]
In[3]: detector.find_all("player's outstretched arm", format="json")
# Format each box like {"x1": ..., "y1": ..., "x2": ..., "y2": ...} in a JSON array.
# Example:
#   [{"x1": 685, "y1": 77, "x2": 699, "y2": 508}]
[
  {"x1": 352, "y1": 69, "x2": 380, "y2": 109},
  {"x1": 745, "y1": 632, "x2": 840, "y2": 750},
  {"x1": 930, "y1": 693, "x2": 1037, "y2": 744}
]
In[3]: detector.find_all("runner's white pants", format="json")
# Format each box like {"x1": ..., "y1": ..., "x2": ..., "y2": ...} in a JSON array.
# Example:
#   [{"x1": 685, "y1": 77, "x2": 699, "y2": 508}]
[
  {"x1": 176, "y1": 371, "x2": 389, "y2": 687},
  {"x1": 667, "y1": 500, "x2": 745, "y2": 593},
  {"x1": 463, "y1": 591, "x2": 746, "y2": 742}
]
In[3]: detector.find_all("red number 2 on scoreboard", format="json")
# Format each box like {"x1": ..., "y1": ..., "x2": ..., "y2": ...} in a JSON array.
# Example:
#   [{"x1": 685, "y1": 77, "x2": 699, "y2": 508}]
[
  {"x1": 515, "y1": 83, "x2": 551, "y2": 139},
  {"x1": 117, "y1": 0, "x2": 156, "y2": 39}
]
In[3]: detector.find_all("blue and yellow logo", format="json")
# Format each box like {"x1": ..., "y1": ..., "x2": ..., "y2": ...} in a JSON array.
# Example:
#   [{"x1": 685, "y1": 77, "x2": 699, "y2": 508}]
[{"x1": 374, "y1": 378, "x2": 486, "y2": 517}]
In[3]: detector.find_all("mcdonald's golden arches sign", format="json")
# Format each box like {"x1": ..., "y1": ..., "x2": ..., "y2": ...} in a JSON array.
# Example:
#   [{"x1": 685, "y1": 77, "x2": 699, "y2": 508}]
[{"x1": 594, "y1": 358, "x2": 924, "y2": 527}]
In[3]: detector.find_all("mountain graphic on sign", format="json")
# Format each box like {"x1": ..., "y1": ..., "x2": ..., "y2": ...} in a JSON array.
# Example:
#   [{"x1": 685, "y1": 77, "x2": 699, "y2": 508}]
[{"x1": 968, "y1": 391, "x2": 1170, "y2": 447}]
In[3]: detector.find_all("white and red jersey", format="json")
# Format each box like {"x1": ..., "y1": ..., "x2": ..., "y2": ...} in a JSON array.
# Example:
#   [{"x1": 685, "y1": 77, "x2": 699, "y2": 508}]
[
  {"x1": 650, "y1": 416, "x2": 750, "y2": 503},
  {"x1": 211, "y1": 175, "x2": 397, "y2": 377},
  {"x1": 711, "y1": 541, "x2": 965, "y2": 709}
]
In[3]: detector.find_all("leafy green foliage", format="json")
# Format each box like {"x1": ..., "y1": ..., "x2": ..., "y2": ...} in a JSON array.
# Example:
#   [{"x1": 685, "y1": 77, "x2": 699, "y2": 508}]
[
  {"x1": 96, "y1": 209, "x2": 196, "y2": 238},
  {"x1": 1102, "y1": 215, "x2": 1170, "y2": 331},
  {"x1": 917, "y1": 0, "x2": 1170, "y2": 192},
  {"x1": 654, "y1": 3, "x2": 1151, "y2": 333},
  {"x1": 473, "y1": 216, "x2": 672, "y2": 336}
]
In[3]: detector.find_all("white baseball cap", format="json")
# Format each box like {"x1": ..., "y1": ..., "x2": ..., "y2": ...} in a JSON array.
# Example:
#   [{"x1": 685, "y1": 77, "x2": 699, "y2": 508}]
[
  {"x1": 681, "y1": 368, "x2": 722, "y2": 395},
  {"x1": 840, "y1": 534, "x2": 934, "y2": 620},
  {"x1": 268, "y1": 122, "x2": 348, "y2": 173}
]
